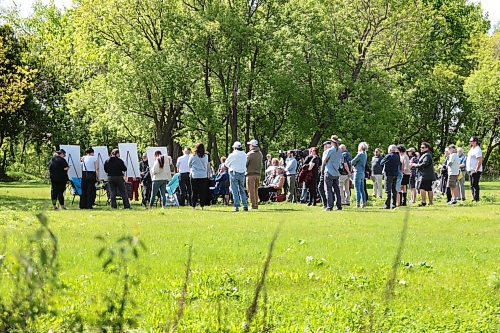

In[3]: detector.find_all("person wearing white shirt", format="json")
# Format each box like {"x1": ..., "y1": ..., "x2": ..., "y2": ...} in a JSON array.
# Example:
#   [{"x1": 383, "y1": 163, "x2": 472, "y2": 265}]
[
  {"x1": 80, "y1": 147, "x2": 99, "y2": 209},
  {"x1": 176, "y1": 147, "x2": 192, "y2": 206},
  {"x1": 149, "y1": 150, "x2": 172, "y2": 208},
  {"x1": 446, "y1": 145, "x2": 460, "y2": 205},
  {"x1": 285, "y1": 151, "x2": 298, "y2": 203},
  {"x1": 466, "y1": 136, "x2": 483, "y2": 201},
  {"x1": 225, "y1": 141, "x2": 248, "y2": 211}
]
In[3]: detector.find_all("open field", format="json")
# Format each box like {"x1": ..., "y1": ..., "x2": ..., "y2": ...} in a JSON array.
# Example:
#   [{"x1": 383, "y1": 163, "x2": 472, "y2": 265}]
[{"x1": 0, "y1": 182, "x2": 499, "y2": 332}]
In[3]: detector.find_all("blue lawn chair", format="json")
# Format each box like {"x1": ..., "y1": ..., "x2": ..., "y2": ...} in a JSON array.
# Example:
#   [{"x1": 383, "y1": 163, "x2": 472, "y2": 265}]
[
  {"x1": 69, "y1": 177, "x2": 82, "y2": 205},
  {"x1": 165, "y1": 173, "x2": 180, "y2": 206}
]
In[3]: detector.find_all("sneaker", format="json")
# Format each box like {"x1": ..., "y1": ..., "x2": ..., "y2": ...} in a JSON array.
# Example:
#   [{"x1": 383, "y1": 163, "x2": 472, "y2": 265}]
[
  {"x1": 243, "y1": 207, "x2": 248, "y2": 211},
  {"x1": 418, "y1": 202, "x2": 427, "y2": 207},
  {"x1": 450, "y1": 200, "x2": 457, "y2": 205},
  {"x1": 233, "y1": 207, "x2": 239, "y2": 212},
  {"x1": 335, "y1": 207, "x2": 343, "y2": 211}
]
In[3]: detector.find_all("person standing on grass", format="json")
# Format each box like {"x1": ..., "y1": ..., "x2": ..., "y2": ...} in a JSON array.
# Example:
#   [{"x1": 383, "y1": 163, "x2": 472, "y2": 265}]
[
  {"x1": 323, "y1": 136, "x2": 343, "y2": 211},
  {"x1": 285, "y1": 150, "x2": 298, "y2": 203},
  {"x1": 149, "y1": 150, "x2": 172, "y2": 209},
  {"x1": 440, "y1": 147, "x2": 452, "y2": 202},
  {"x1": 351, "y1": 142, "x2": 369, "y2": 208},
  {"x1": 446, "y1": 145, "x2": 460, "y2": 205},
  {"x1": 318, "y1": 140, "x2": 331, "y2": 208},
  {"x1": 371, "y1": 148, "x2": 384, "y2": 198},
  {"x1": 49, "y1": 149, "x2": 69, "y2": 210},
  {"x1": 303, "y1": 147, "x2": 321, "y2": 206},
  {"x1": 466, "y1": 136, "x2": 483, "y2": 202},
  {"x1": 189, "y1": 143, "x2": 211, "y2": 209},
  {"x1": 339, "y1": 144, "x2": 352, "y2": 206},
  {"x1": 80, "y1": 147, "x2": 99, "y2": 209},
  {"x1": 225, "y1": 141, "x2": 249, "y2": 212},
  {"x1": 397, "y1": 145, "x2": 411, "y2": 206},
  {"x1": 408, "y1": 148, "x2": 418, "y2": 204},
  {"x1": 104, "y1": 149, "x2": 131, "y2": 209},
  {"x1": 381, "y1": 145, "x2": 400, "y2": 209},
  {"x1": 177, "y1": 147, "x2": 192, "y2": 206},
  {"x1": 246, "y1": 139, "x2": 263, "y2": 210},
  {"x1": 411, "y1": 142, "x2": 435, "y2": 207},
  {"x1": 457, "y1": 147, "x2": 467, "y2": 201},
  {"x1": 139, "y1": 153, "x2": 152, "y2": 207}
]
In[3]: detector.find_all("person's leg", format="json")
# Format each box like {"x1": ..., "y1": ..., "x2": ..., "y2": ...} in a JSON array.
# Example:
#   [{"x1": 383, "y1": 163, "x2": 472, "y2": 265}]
[
  {"x1": 428, "y1": 190, "x2": 434, "y2": 205},
  {"x1": 363, "y1": 179, "x2": 368, "y2": 202},
  {"x1": 318, "y1": 176, "x2": 326, "y2": 208},
  {"x1": 191, "y1": 178, "x2": 199, "y2": 208},
  {"x1": 458, "y1": 175, "x2": 466, "y2": 200},
  {"x1": 324, "y1": 174, "x2": 334, "y2": 209},
  {"x1": 159, "y1": 180, "x2": 167, "y2": 207},
  {"x1": 344, "y1": 176, "x2": 351, "y2": 205},
  {"x1": 384, "y1": 176, "x2": 393, "y2": 209},
  {"x1": 57, "y1": 181, "x2": 66, "y2": 207},
  {"x1": 118, "y1": 178, "x2": 131, "y2": 208},
  {"x1": 201, "y1": 178, "x2": 211, "y2": 207},
  {"x1": 80, "y1": 175, "x2": 88, "y2": 209},
  {"x1": 372, "y1": 176, "x2": 378, "y2": 197},
  {"x1": 420, "y1": 190, "x2": 427, "y2": 205},
  {"x1": 230, "y1": 174, "x2": 240, "y2": 208},
  {"x1": 391, "y1": 178, "x2": 398, "y2": 208},
  {"x1": 332, "y1": 177, "x2": 342, "y2": 210},
  {"x1": 287, "y1": 175, "x2": 296, "y2": 202},
  {"x1": 238, "y1": 173, "x2": 248, "y2": 209},
  {"x1": 149, "y1": 181, "x2": 159, "y2": 207},
  {"x1": 471, "y1": 172, "x2": 481, "y2": 201},
  {"x1": 109, "y1": 177, "x2": 118, "y2": 209},
  {"x1": 248, "y1": 175, "x2": 259, "y2": 209},
  {"x1": 51, "y1": 181, "x2": 58, "y2": 208},
  {"x1": 89, "y1": 174, "x2": 97, "y2": 208},
  {"x1": 308, "y1": 179, "x2": 317, "y2": 205},
  {"x1": 354, "y1": 176, "x2": 362, "y2": 206}
]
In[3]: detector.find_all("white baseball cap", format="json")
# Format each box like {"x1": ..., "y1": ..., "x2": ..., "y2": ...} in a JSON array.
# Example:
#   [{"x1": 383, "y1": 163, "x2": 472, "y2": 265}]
[
  {"x1": 247, "y1": 139, "x2": 259, "y2": 146},
  {"x1": 232, "y1": 141, "x2": 242, "y2": 149}
]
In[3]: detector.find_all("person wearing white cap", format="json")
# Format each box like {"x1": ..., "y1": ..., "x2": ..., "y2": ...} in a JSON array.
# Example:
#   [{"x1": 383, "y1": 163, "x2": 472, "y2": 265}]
[
  {"x1": 466, "y1": 136, "x2": 483, "y2": 201},
  {"x1": 246, "y1": 139, "x2": 263, "y2": 209},
  {"x1": 225, "y1": 141, "x2": 249, "y2": 211}
]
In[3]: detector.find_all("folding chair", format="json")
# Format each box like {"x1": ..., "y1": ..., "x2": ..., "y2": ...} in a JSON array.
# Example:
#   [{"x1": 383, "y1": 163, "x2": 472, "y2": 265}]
[{"x1": 165, "y1": 173, "x2": 180, "y2": 207}]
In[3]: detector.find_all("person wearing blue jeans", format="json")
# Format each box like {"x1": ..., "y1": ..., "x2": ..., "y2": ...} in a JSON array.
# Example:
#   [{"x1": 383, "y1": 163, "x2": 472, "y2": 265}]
[
  {"x1": 224, "y1": 141, "x2": 249, "y2": 211},
  {"x1": 351, "y1": 142, "x2": 368, "y2": 208},
  {"x1": 149, "y1": 179, "x2": 167, "y2": 207},
  {"x1": 322, "y1": 136, "x2": 343, "y2": 211}
]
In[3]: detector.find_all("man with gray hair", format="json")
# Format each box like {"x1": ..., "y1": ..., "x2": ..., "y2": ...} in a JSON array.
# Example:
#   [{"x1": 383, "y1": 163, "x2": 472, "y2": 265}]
[{"x1": 380, "y1": 145, "x2": 400, "y2": 209}]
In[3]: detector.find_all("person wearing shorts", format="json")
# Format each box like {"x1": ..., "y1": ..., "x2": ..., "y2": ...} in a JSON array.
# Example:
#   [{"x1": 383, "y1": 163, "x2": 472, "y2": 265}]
[
  {"x1": 411, "y1": 142, "x2": 435, "y2": 206},
  {"x1": 446, "y1": 145, "x2": 460, "y2": 205}
]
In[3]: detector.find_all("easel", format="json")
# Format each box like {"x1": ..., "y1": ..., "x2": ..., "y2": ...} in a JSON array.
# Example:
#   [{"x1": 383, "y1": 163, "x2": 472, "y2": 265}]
[
  {"x1": 124, "y1": 151, "x2": 139, "y2": 178},
  {"x1": 95, "y1": 152, "x2": 107, "y2": 205}
]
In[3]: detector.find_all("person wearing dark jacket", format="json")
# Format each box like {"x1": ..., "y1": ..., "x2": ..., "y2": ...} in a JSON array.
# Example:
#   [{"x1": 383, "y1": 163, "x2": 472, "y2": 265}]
[
  {"x1": 411, "y1": 142, "x2": 435, "y2": 206},
  {"x1": 104, "y1": 148, "x2": 130, "y2": 209},
  {"x1": 49, "y1": 149, "x2": 69, "y2": 210},
  {"x1": 380, "y1": 145, "x2": 399, "y2": 209},
  {"x1": 139, "y1": 153, "x2": 152, "y2": 207}
]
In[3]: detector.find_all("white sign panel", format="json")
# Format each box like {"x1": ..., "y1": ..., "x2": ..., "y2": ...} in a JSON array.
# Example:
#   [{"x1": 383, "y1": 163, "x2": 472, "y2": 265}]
[
  {"x1": 93, "y1": 146, "x2": 109, "y2": 180},
  {"x1": 146, "y1": 147, "x2": 168, "y2": 170},
  {"x1": 118, "y1": 143, "x2": 140, "y2": 178},
  {"x1": 59, "y1": 145, "x2": 81, "y2": 179}
]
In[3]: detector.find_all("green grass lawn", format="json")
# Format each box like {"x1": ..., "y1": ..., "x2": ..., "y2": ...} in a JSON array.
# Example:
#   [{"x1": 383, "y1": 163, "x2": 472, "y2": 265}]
[{"x1": 0, "y1": 182, "x2": 499, "y2": 332}]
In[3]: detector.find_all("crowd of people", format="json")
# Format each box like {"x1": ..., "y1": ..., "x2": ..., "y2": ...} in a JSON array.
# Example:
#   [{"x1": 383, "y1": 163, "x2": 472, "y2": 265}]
[{"x1": 48, "y1": 135, "x2": 484, "y2": 211}]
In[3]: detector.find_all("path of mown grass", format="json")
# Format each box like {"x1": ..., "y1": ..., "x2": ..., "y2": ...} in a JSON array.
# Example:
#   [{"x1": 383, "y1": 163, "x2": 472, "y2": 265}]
[{"x1": 0, "y1": 182, "x2": 499, "y2": 332}]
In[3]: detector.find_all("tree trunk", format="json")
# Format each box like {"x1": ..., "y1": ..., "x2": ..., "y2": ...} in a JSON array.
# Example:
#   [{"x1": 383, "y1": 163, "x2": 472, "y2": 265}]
[
  {"x1": 231, "y1": 59, "x2": 240, "y2": 144},
  {"x1": 245, "y1": 46, "x2": 259, "y2": 145}
]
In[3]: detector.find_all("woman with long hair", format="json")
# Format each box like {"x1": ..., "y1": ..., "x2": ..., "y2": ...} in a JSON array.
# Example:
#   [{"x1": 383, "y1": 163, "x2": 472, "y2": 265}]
[
  {"x1": 408, "y1": 148, "x2": 418, "y2": 204},
  {"x1": 303, "y1": 147, "x2": 321, "y2": 206},
  {"x1": 189, "y1": 142, "x2": 211, "y2": 209},
  {"x1": 149, "y1": 150, "x2": 172, "y2": 208}
]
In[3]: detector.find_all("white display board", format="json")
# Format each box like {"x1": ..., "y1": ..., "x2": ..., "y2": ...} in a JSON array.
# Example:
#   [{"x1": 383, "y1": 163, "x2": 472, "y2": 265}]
[
  {"x1": 146, "y1": 147, "x2": 168, "y2": 170},
  {"x1": 59, "y1": 145, "x2": 81, "y2": 179},
  {"x1": 93, "y1": 146, "x2": 109, "y2": 180},
  {"x1": 118, "y1": 143, "x2": 140, "y2": 178}
]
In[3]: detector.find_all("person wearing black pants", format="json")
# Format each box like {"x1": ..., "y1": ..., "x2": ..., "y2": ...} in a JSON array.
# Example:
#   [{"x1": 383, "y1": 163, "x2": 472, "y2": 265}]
[
  {"x1": 188, "y1": 143, "x2": 211, "y2": 209},
  {"x1": 466, "y1": 136, "x2": 483, "y2": 202},
  {"x1": 177, "y1": 147, "x2": 192, "y2": 206},
  {"x1": 48, "y1": 149, "x2": 69, "y2": 210},
  {"x1": 304, "y1": 147, "x2": 321, "y2": 206},
  {"x1": 381, "y1": 145, "x2": 400, "y2": 209},
  {"x1": 104, "y1": 149, "x2": 131, "y2": 209},
  {"x1": 80, "y1": 147, "x2": 98, "y2": 209}
]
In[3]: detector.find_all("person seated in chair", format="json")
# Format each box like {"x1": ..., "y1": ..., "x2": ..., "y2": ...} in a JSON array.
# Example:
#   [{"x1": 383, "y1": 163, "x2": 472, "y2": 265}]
[
  {"x1": 212, "y1": 160, "x2": 230, "y2": 204},
  {"x1": 258, "y1": 167, "x2": 285, "y2": 202}
]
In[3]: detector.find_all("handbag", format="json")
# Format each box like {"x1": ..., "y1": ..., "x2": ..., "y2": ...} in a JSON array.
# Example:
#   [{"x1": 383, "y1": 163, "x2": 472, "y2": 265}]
[{"x1": 457, "y1": 170, "x2": 463, "y2": 181}]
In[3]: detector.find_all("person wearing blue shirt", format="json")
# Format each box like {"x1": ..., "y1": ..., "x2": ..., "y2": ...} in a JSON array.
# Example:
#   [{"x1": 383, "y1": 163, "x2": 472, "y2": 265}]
[
  {"x1": 322, "y1": 136, "x2": 343, "y2": 211},
  {"x1": 351, "y1": 142, "x2": 369, "y2": 208},
  {"x1": 380, "y1": 145, "x2": 400, "y2": 209}
]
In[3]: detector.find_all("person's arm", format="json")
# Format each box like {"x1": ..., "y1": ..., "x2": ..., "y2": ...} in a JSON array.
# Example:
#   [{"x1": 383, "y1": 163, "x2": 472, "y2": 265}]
[
  {"x1": 62, "y1": 159, "x2": 70, "y2": 171},
  {"x1": 322, "y1": 150, "x2": 331, "y2": 164},
  {"x1": 475, "y1": 156, "x2": 483, "y2": 173},
  {"x1": 94, "y1": 158, "x2": 99, "y2": 180},
  {"x1": 274, "y1": 175, "x2": 285, "y2": 190},
  {"x1": 104, "y1": 160, "x2": 108, "y2": 174},
  {"x1": 380, "y1": 155, "x2": 388, "y2": 166},
  {"x1": 415, "y1": 154, "x2": 431, "y2": 169}
]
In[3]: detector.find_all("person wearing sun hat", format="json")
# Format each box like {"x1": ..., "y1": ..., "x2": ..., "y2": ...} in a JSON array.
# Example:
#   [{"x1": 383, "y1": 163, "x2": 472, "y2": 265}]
[
  {"x1": 466, "y1": 136, "x2": 483, "y2": 201},
  {"x1": 225, "y1": 141, "x2": 248, "y2": 212},
  {"x1": 246, "y1": 139, "x2": 263, "y2": 209},
  {"x1": 322, "y1": 135, "x2": 343, "y2": 211}
]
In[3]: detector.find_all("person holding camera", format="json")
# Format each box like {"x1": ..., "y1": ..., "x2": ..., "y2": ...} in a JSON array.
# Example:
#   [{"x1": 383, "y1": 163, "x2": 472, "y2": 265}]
[{"x1": 285, "y1": 150, "x2": 298, "y2": 203}]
